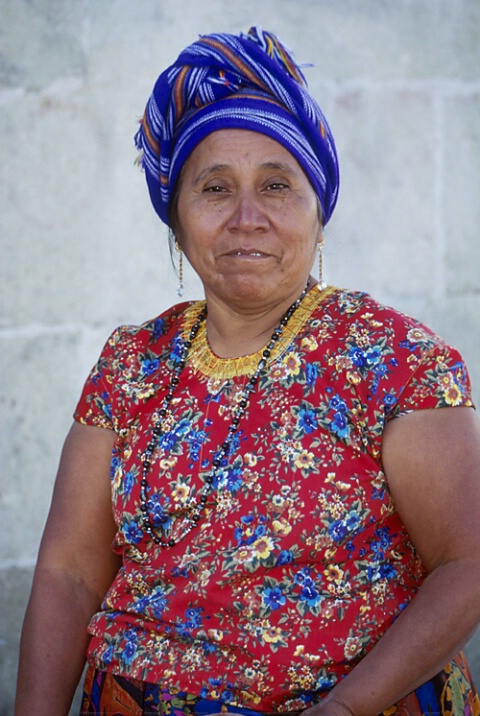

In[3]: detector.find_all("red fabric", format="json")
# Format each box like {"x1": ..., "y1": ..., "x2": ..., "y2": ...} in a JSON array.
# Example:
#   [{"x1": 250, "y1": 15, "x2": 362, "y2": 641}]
[{"x1": 75, "y1": 288, "x2": 474, "y2": 710}]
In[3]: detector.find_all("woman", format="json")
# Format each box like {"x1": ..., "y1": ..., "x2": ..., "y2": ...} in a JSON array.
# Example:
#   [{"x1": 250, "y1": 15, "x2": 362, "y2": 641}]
[{"x1": 15, "y1": 27, "x2": 480, "y2": 716}]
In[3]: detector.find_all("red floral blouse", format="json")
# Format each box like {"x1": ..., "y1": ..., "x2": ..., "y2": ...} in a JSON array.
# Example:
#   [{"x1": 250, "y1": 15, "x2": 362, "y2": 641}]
[{"x1": 74, "y1": 286, "x2": 473, "y2": 711}]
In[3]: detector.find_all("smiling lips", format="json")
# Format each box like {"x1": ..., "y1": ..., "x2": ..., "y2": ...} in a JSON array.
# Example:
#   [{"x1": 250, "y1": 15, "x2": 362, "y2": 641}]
[{"x1": 227, "y1": 249, "x2": 271, "y2": 258}]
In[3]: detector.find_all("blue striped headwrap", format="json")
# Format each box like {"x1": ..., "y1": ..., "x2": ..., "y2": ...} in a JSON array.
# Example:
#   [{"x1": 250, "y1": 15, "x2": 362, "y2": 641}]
[{"x1": 135, "y1": 27, "x2": 339, "y2": 226}]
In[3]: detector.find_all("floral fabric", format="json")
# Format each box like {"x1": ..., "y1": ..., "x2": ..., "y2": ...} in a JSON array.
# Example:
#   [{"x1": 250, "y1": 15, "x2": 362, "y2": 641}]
[
  {"x1": 80, "y1": 656, "x2": 480, "y2": 716},
  {"x1": 74, "y1": 286, "x2": 475, "y2": 712}
]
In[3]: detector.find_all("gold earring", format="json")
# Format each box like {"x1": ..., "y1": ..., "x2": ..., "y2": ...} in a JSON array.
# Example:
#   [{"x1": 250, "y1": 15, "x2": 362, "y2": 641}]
[
  {"x1": 318, "y1": 237, "x2": 325, "y2": 290},
  {"x1": 175, "y1": 241, "x2": 184, "y2": 297}
]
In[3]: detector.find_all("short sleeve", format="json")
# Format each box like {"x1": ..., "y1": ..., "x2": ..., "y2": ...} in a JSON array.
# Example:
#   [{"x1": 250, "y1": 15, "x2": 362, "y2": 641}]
[
  {"x1": 387, "y1": 341, "x2": 474, "y2": 419},
  {"x1": 74, "y1": 326, "x2": 125, "y2": 431}
]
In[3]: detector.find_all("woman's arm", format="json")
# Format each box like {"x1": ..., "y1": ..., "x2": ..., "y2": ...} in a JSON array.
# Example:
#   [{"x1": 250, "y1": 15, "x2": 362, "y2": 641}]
[
  {"x1": 15, "y1": 422, "x2": 121, "y2": 716},
  {"x1": 306, "y1": 406, "x2": 480, "y2": 716}
]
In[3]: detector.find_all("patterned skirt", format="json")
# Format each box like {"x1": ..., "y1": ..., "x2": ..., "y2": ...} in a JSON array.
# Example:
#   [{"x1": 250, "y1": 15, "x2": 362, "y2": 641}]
[{"x1": 80, "y1": 652, "x2": 480, "y2": 716}]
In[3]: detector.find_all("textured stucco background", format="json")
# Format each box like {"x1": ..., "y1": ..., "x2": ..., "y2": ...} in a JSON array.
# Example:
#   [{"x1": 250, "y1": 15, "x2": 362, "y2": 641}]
[{"x1": 1, "y1": 1, "x2": 479, "y2": 713}]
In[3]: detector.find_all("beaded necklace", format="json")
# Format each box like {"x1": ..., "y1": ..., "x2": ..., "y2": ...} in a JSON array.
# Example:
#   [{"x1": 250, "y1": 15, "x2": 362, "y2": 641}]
[{"x1": 140, "y1": 279, "x2": 311, "y2": 548}]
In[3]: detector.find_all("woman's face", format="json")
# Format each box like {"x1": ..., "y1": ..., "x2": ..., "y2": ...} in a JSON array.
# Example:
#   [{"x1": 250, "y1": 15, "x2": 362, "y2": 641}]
[{"x1": 175, "y1": 129, "x2": 322, "y2": 314}]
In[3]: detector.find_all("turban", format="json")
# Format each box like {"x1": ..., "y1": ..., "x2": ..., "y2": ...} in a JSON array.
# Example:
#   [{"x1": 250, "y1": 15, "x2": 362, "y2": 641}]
[{"x1": 135, "y1": 27, "x2": 339, "y2": 226}]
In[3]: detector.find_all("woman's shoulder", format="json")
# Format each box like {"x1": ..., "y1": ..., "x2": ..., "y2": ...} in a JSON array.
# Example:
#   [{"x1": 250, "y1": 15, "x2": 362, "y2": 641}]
[
  {"x1": 105, "y1": 300, "x2": 199, "y2": 354},
  {"x1": 320, "y1": 287, "x2": 446, "y2": 347}
]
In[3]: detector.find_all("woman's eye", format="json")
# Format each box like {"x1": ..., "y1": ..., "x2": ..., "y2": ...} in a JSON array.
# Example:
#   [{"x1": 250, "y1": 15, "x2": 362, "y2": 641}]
[
  {"x1": 203, "y1": 185, "x2": 227, "y2": 193},
  {"x1": 266, "y1": 182, "x2": 288, "y2": 191}
]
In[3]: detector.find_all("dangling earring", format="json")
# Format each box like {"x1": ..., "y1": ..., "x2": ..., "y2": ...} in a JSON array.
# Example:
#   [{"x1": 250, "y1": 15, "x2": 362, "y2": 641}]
[
  {"x1": 175, "y1": 241, "x2": 184, "y2": 297},
  {"x1": 318, "y1": 236, "x2": 326, "y2": 290}
]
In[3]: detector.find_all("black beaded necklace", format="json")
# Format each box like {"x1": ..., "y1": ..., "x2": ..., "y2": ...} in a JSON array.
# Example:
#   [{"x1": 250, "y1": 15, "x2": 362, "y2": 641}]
[{"x1": 140, "y1": 279, "x2": 311, "y2": 548}]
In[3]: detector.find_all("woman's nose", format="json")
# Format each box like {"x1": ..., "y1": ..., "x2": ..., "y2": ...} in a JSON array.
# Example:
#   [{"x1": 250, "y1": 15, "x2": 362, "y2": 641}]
[{"x1": 228, "y1": 190, "x2": 269, "y2": 232}]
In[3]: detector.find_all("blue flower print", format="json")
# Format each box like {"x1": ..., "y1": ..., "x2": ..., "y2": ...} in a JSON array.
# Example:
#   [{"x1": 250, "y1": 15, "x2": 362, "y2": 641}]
[
  {"x1": 294, "y1": 567, "x2": 314, "y2": 587},
  {"x1": 276, "y1": 549, "x2": 293, "y2": 565},
  {"x1": 187, "y1": 429, "x2": 208, "y2": 462},
  {"x1": 329, "y1": 512, "x2": 361, "y2": 543},
  {"x1": 305, "y1": 363, "x2": 318, "y2": 387},
  {"x1": 122, "y1": 518, "x2": 143, "y2": 545},
  {"x1": 176, "y1": 606, "x2": 205, "y2": 637},
  {"x1": 101, "y1": 644, "x2": 114, "y2": 666},
  {"x1": 140, "y1": 358, "x2": 159, "y2": 376},
  {"x1": 262, "y1": 586, "x2": 286, "y2": 611},
  {"x1": 217, "y1": 458, "x2": 242, "y2": 491},
  {"x1": 121, "y1": 629, "x2": 138, "y2": 665},
  {"x1": 297, "y1": 407, "x2": 318, "y2": 434},
  {"x1": 110, "y1": 455, "x2": 120, "y2": 480},
  {"x1": 185, "y1": 606, "x2": 204, "y2": 629},
  {"x1": 328, "y1": 394, "x2": 347, "y2": 413},
  {"x1": 300, "y1": 584, "x2": 322, "y2": 608},
  {"x1": 329, "y1": 520, "x2": 348, "y2": 542},
  {"x1": 350, "y1": 346, "x2": 368, "y2": 368},
  {"x1": 136, "y1": 587, "x2": 168, "y2": 619},
  {"x1": 315, "y1": 672, "x2": 337, "y2": 692},
  {"x1": 344, "y1": 511, "x2": 361, "y2": 533},
  {"x1": 383, "y1": 391, "x2": 396, "y2": 409},
  {"x1": 152, "y1": 317, "x2": 165, "y2": 340},
  {"x1": 330, "y1": 410, "x2": 350, "y2": 439},
  {"x1": 368, "y1": 562, "x2": 397, "y2": 582},
  {"x1": 202, "y1": 642, "x2": 218, "y2": 654},
  {"x1": 148, "y1": 497, "x2": 173, "y2": 531},
  {"x1": 100, "y1": 392, "x2": 112, "y2": 419},
  {"x1": 366, "y1": 346, "x2": 382, "y2": 365},
  {"x1": 169, "y1": 333, "x2": 186, "y2": 365},
  {"x1": 124, "y1": 470, "x2": 135, "y2": 497},
  {"x1": 370, "y1": 527, "x2": 392, "y2": 558}
]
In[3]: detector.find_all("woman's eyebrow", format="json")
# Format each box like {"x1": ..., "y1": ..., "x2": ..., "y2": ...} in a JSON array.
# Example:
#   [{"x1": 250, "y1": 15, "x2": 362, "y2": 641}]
[
  {"x1": 193, "y1": 161, "x2": 298, "y2": 185},
  {"x1": 260, "y1": 161, "x2": 298, "y2": 175},
  {"x1": 193, "y1": 164, "x2": 230, "y2": 185}
]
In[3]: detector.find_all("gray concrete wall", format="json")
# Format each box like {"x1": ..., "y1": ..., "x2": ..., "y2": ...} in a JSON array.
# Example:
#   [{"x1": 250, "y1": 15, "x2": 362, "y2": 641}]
[{"x1": 1, "y1": 1, "x2": 479, "y2": 713}]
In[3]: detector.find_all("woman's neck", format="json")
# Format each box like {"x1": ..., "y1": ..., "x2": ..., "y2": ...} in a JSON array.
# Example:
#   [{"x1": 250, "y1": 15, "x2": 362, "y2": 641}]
[{"x1": 203, "y1": 278, "x2": 316, "y2": 359}]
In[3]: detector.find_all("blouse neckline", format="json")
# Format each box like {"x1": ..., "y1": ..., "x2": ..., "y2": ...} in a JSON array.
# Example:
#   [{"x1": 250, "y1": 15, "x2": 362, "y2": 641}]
[{"x1": 181, "y1": 284, "x2": 336, "y2": 379}]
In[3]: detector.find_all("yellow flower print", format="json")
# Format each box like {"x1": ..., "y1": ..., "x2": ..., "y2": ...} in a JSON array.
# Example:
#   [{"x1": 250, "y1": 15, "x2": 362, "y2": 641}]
[
  {"x1": 112, "y1": 464, "x2": 123, "y2": 491},
  {"x1": 244, "y1": 453, "x2": 258, "y2": 467},
  {"x1": 235, "y1": 545, "x2": 256, "y2": 565},
  {"x1": 294, "y1": 449, "x2": 315, "y2": 470},
  {"x1": 344, "y1": 635, "x2": 362, "y2": 660},
  {"x1": 171, "y1": 482, "x2": 189, "y2": 502},
  {"x1": 282, "y1": 351, "x2": 302, "y2": 376},
  {"x1": 137, "y1": 385, "x2": 157, "y2": 400},
  {"x1": 272, "y1": 517, "x2": 292, "y2": 536},
  {"x1": 207, "y1": 629, "x2": 224, "y2": 642},
  {"x1": 271, "y1": 494, "x2": 286, "y2": 510},
  {"x1": 300, "y1": 335, "x2": 318, "y2": 351},
  {"x1": 346, "y1": 370, "x2": 361, "y2": 385},
  {"x1": 270, "y1": 363, "x2": 289, "y2": 381},
  {"x1": 263, "y1": 624, "x2": 284, "y2": 644},
  {"x1": 324, "y1": 565, "x2": 344, "y2": 582},
  {"x1": 243, "y1": 667, "x2": 256, "y2": 680},
  {"x1": 160, "y1": 455, "x2": 177, "y2": 470},
  {"x1": 252, "y1": 536, "x2": 275, "y2": 559},
  {"x1": 444, "y1": 383, "x2": 462, "y2": 406}
]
